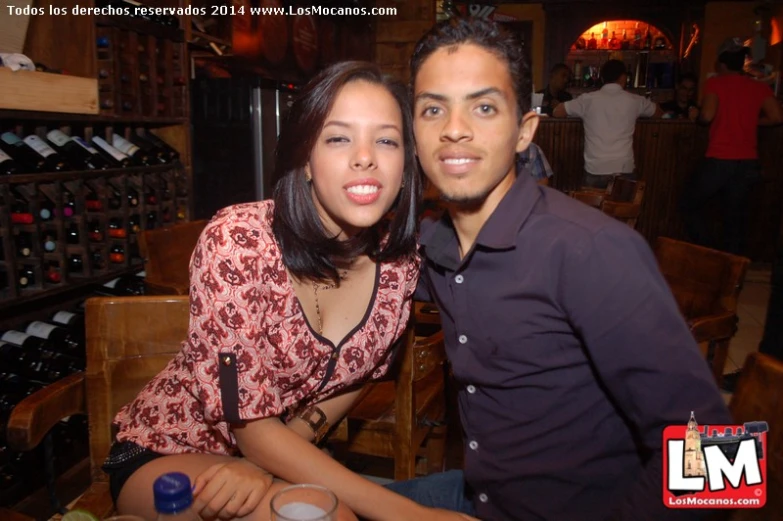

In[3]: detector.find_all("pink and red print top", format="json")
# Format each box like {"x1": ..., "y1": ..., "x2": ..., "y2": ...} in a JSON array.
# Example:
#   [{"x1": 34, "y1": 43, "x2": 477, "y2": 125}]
[{"x1": 113, "y1": 201, "x2": 419, "y2": 455}]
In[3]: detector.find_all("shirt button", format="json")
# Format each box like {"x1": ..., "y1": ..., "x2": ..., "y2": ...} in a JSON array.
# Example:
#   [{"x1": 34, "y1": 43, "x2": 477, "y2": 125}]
[
  {"x1": 458, "y1": 335, "x2": 468, "y2": 344},
  {"x1": 469, "y1": 440, "x2": 479, "y2": 450},
  {"x1": 466, "y1": 385, "x2": 476, "y2": 394},
  {"x1": 478, "y1": 493, "x2": 489, "y2": 503},
  {"x1": 455, "y1": 274, "x2": 464, "y2": 284}
]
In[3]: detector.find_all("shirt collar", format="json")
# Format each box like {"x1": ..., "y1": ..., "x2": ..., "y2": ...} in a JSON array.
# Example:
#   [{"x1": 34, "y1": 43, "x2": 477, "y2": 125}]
[
  {"x1": 420, "y1": 168, "x2": 540, "y2": 270},
  {"x1": 601, "y1": 83, "x2": 624, "y2": 92}
]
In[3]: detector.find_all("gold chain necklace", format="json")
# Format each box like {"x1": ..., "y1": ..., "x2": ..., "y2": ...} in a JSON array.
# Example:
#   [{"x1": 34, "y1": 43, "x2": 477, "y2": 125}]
[{"x1": 312, "y1": 271, "x2": 347, "y2": 336}]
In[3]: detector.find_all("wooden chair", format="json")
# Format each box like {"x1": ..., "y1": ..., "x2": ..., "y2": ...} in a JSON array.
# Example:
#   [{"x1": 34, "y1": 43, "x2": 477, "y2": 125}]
[
  {"x1": 570, "y1": 178, "x2": 646, "y2": 228},
  {"x1": 7, "y1": 296, "x2": 191, "y2": 519},
  {"x1": 724, "y1": 352, "x2": 783, "y2": 520},
  {"x1": 654, "y1": 237, "x2": 750, "y2": 386},
  {"x1": 138, "y1": 219, "x2": 208, "y2": 295},
  {"x1": 333, "y1": 321, "x2": 449, "y2": 480}
]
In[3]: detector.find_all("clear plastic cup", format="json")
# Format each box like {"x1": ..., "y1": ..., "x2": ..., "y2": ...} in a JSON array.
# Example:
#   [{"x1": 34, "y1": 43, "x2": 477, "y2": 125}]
[{"x1": 270, "y1": 484, "x2": 338, "y2": 521}]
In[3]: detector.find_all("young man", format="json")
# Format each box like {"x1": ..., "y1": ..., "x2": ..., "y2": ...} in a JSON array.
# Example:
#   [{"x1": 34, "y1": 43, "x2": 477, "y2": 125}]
[
  {"x1": 660, "y1": 73, "x2": 700, "y2": 121},
  {"x1": 537, "y1": 63, "x2": 572, "y2": 116},
  {"x1": 553, "y1": 59, "x2": 663, "y2": 189},
  {"x1": 681, "y1": 37, "x2": 782, "y2": 257},
  {"x1": 387, "y1": 17, "x2": 732, "y2": 521}
]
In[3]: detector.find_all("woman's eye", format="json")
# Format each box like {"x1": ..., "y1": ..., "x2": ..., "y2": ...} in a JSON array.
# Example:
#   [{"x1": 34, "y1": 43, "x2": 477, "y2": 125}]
[
  {"x1": 325, "y1": 136, "x2": 348, "y2": 144},
  {"x1": 378, "y1": 138, "x2": 399, "y2": 147}
]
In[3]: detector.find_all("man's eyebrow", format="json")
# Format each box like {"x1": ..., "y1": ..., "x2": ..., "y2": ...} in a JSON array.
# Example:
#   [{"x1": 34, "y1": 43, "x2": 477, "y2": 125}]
[{"x1": 414, "y1": 88, "x2": 505, "y2": 104}]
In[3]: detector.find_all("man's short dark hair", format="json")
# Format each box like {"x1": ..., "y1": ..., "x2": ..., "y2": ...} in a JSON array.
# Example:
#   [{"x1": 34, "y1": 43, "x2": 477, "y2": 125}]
[
  {"x1": 678, "y1": 72, "x2": 697, "y2": 85},
  {"x1": 550, "y1": 63, "x2": 570, "y2": 75},
  {"x1": 718, "y1": 49, "x2": 747, "y2": 72},
  {"x1": 410, "y1": 17, "x2": 531, "y2": 120},
  {"x1": 600, "y1": 60, "x2": 627, "y2": 84}
]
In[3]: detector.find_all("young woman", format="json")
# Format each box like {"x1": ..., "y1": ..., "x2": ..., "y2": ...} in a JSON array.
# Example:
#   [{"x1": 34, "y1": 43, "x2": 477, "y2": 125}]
[{"x1": 102, "y1": 62, "x2": 474, "y2": 521}]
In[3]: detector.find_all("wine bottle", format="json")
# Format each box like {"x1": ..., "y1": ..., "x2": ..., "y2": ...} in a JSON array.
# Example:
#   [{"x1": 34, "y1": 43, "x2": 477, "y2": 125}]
[
  {"x1": 129, "y1": 134, "x2": 168, "y2": 164},
  {"x1": 15, "y1": 232, "x2": 33, "y2": 258},
  {"x1": 68, "y1": 254, "x2": 84, "y2": 274},
  {"x1": 108, "y1": 189, "x2": 123, "y2": 210},
  {"x1": 91, "y1": 136, "x2": 133, "y2": 168},
  {"x1": 44, "y1": 261, "x2": 62, "y2": 284},
  {"x1": 145, "y1": 186, "x2": 158, "y2": 204},
  {"x1": 129, "y1": 214, "x2": 141, "y2": 234},
  {"x1": 91, "y1": 250, "x2": 106, "y2": 270},
  {"x1": 17, "y1": 267, "x2": 35, "y2": 289},
  {"x1": 38, "y1": 196, "x2": 56, "y2": 221},
  {"x1": 97, "y1": 273, "x2": 145, "y2": 296},
  {"x1": 146, "y1": 211, "x2": 158, "y2": 230},
  {"x1": 50, "y1": 310, "x2": 85, "y2": 332},
  {"x1": 66, "y1": 222, "x2": 80, "y2": 245},
  {"x1": 23, "y1": 135, "x2": 71, "y2": 171},
  {"x1": 10, "y1": 192, "x2": 33, "y2": 225},
  {"x1": 111, "y1": 135, "x2": 151, "y2": 166},
  {"x1": 42, "y1": 231, "x2": 57, "y2": 253},
  {"x1": 65, "y1": 137, "x2": 109, "y2": 170},
  {"x1": 108, "y1": 218, "x2": 127, "y2": 238},
  {"x1": 0, "y1": 149, "x2": 19, "y2": 175},
  {"x1": 63, "y1": 189, "x2": 76, "y2": 218},
  {"x1": 0, "y1": 132, "x2": 45, "y2": 173},
  {"x1": 25, "y1": 320, "x2": 82, "y2": 356},
  {"x1": 109, "y1": 245, "x2": 126, "y2": 264},
  {"x1": 87, "y1": 220, "x2": 104, "y2": 242},
  {"x1": 127, "y1": 186, "x2": 140, "y2": 208},
  {"x1": 46, "y1": 130, "x2": 108, "y2": 171},
  {"x1": 138, "y1": 131, "x2": 179, "y2": 162},
  {"x1": 85, "y1": 189, "x2": 103, "y2": 211}
]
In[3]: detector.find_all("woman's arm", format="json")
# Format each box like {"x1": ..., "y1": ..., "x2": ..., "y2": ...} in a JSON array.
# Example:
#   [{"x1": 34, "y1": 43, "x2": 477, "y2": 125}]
[
  {"x1": 286, "y1": 387, "x2": 362, "y2": 442},
  {"x1": 233, "y1": 418, "x2": 460, "y2": 521}
]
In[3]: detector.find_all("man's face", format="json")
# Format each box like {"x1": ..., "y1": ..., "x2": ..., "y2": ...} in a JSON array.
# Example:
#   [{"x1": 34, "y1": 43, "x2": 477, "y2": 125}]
[
  {"x1": 551, "y1": 68, "x2": 571, "y2": 91},
  {"x1": 676, "y1": 79, "x2": 696, "y2": 103},
  {"x1": 412, "y1": 43, "x2": 537, "y2": 207}
]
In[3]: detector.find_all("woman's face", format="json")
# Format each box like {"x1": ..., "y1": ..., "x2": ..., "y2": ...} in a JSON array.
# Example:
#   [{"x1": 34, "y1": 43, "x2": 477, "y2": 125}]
[{"x1": 306, "y1": 80, "x2": 405, "y2": 240}]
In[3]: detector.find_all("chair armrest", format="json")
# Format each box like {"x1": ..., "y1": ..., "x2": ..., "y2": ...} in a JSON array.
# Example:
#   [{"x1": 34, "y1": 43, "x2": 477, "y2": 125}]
[
  {"x1": 687, "y1": 312, "x2": 738, "y2": 344},
  {"x1": 7, "y1": 372, "x2": 86, "y2": 452}
]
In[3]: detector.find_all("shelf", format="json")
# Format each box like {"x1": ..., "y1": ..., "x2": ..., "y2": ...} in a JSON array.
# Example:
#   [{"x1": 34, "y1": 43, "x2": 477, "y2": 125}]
[
  {"x1": 0, "y1": 108, "x2": 187, "y2": 125},
  {"x1": 0, "y1": 69, "x2": 98, "y2": 115},
  {"x1": 0, "y1": 164, "x2": 181, "y2": 185},
  {"x1": 95, "y1": 15, "x2": 183, "y2": 41}
]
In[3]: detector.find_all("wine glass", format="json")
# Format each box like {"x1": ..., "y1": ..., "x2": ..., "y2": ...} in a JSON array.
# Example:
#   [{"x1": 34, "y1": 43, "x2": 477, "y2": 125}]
[{"x1": 271, "y1": 484, "x2": 338, "y2": 521}]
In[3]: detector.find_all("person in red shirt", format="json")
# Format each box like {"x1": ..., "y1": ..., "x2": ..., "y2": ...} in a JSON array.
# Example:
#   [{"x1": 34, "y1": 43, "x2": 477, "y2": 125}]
[{"x1": 681, "y1": 37, "x2": 781, "y2": 255}]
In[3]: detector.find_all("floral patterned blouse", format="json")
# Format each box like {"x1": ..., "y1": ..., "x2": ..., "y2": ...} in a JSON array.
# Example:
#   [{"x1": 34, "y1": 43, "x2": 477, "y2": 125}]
[{"x1": 113, "y1": 201, "x2": 420, "y2": 455}]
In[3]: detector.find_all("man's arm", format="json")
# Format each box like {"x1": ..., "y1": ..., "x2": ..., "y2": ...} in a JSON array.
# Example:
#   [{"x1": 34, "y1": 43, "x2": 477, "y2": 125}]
[
  {"x1": 552, "y1": 102, "x2": 568, "y2": 118},
  {"x1": 758, "y1": 95, "x2": 782, "y2": 126},
  {"x1": 559, "y1": 227, "x2": 732, "y2": 520},
  {"x1": 699, "y1": 92, "x2": 718, "y2": 123}
]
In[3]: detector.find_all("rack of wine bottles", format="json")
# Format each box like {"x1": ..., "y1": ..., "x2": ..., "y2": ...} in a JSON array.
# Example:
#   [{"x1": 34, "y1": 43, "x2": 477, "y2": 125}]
[
  {"x1": 0, "y1": 272, "x2": 148, "y2": 508},
  {"x1": 94, "y1": 8, "x2": 188, "y2": 119},
  {"x1": 0, "y1": 124, "x2": 188, "y2": 306}
]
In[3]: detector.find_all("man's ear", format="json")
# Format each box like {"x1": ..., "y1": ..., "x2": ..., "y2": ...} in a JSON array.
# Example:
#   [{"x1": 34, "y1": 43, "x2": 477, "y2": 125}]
[{"x1": 516, "y1": 110, "x2": 540, "y2": 153}]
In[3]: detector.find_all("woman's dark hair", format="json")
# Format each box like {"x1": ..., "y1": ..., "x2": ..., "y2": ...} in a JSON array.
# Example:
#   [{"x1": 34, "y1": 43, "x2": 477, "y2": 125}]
[
  {"x1": 600, "y1": 59, "x2": 627, "y2": 84},
  {"x1": 410, "y1": 17, "x2": 531, "y2": 121},
  {"x1": 272, "y1": 61, "x2": 420, "y2": 285}
]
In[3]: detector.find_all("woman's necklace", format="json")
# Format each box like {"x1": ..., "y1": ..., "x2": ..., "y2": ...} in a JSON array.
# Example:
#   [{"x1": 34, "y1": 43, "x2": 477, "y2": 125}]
[{"x1": 312, "y1": 271, "x2": 348, "y2": 336}]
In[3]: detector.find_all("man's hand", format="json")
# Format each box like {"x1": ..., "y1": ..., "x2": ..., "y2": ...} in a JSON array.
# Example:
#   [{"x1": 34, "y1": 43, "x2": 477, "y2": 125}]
[
  {"x1": 687, "y1": 106, "x2": 699, "y2": 122},
  {"x1": 192, "y1": 458, "x2": 273, "y2": 519}
]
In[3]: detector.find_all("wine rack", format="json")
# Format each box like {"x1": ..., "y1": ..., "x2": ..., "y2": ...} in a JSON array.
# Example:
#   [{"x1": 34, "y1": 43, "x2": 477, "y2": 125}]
[{"x1": 95, "y1": 16, "x2": 188, "y2": 119}]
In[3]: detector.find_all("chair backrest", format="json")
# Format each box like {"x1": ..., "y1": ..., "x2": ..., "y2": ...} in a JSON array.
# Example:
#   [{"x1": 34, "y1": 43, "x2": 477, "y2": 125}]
[
  {"x1": 606, "y1": 178, "x2": 645, "y2": 204},
  {"x1": 85, "y1": 295, "x2": 190, "y2": 483},
  {"x1": 138, "y1": 220, "x2": 208, "y2": 294},
  {"x1": 729, "y1": 352, "x2": 783, "y2": 519},
  {"x1": 654, "y1": 237, "x2": 750, "y2": 319}
]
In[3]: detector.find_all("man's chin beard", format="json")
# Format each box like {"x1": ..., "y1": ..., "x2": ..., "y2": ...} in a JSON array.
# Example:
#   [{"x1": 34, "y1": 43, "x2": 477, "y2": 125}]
[{"x1": 439, "y1": 190, "x2": 490, "y2": 210}]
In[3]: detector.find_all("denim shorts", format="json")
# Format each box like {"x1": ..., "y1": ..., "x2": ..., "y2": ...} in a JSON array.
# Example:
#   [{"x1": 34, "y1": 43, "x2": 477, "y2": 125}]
[{"x1": 384, "y1": 469, "x2": 476, "y2": 516}]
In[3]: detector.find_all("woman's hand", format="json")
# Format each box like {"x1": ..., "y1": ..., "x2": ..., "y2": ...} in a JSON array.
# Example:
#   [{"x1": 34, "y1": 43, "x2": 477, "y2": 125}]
[
  {"x1": 192, "y1": 457, "x2": 274, "y2": 519},
  {"x1": 424, "y1": 507, "x2": 481, "y2": 521}
]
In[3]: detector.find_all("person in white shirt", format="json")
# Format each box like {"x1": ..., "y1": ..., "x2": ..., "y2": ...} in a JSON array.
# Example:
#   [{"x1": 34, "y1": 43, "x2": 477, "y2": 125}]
[{"x1": 553, "y1": 59, "x2": 662, "y2": 189}]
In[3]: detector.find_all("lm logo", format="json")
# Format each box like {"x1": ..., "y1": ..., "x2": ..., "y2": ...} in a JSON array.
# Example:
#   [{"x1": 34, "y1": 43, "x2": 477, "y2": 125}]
[{"x1": 662, "y1": 412, "x2": 767, "y2": 509}]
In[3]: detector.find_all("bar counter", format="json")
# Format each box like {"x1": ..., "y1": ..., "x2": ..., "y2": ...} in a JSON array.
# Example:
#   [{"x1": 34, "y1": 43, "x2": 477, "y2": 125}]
[{"x1": 533, "y1": 118, "x2": 783, "y2": 262}]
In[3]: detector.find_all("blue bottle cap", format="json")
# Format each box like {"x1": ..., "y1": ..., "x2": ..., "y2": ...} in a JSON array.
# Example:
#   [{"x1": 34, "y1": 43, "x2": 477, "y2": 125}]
[{"x1": 153, "y1": 472, "x2": 193, "y2": 514}]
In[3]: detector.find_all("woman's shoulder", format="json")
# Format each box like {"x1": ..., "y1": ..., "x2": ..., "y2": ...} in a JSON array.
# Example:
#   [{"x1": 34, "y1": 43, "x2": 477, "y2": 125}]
[{"x1": 198, "y1": 200, "x2": 279, "y2": 257}]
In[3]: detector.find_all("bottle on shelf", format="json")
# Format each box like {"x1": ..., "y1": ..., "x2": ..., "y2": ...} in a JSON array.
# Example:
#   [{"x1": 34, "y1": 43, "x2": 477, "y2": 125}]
[
  {"x1": 0, "y1": 335, "x2": 83, "y2": 383},
  {"x1": 0, "y1": 149, "x2": 19, "y2": 175},
  {"x1": 88, "y1": 220, "x2": 104, "y2": 242},
  {"x1": 50, "y1": 309, "x2": 86, "y2": 334},
  {"x1": 16, "y1": 266, "x2": 35, "y2": 289},
  {"x1": 634, "y1": 22, "x2": 643, "y2": 49},
  {"x1": 138, "y1": 131, "x2": 180, "y2": 162},
  {"x1": 91, "y1": 249, "x2": 107, "y2": 270},
  {"x1": 0, "y1": 132, "x2": 45, "y2": 173},
  {"x1": 25, "y1": 320, "x2": 82, "y2": 356},
  {"x1": 644, "y1": 25, "x2": 652, "y2": 50},
  {"x1": 109, "y1": 244, "x2": 126, "y2": 264},
  {"x1": 153, "y1": 472, "x2": 200, "y2": 521},
  {"x1": 9, "y1": 191, "x2": 33, "y2": 225},
  {"x1": 600, "y1": 22, "x2": 609, "y2": 49},
  {"x1": 44, "y1": 261, "x2": 62, "y2": 284},
  {"x1": 71, "y1": 137, "x2": 112, "y2": 170},
  {"x1": 145, "y1": 186, "x2": 158, "y2": 205},
  {"x1": 66, "y1": 222, "x2": 80, "y2": 245},
  {"x1": 92, "y1": 136, "x2": 133, "y2": 168},
  {"x1": 146, "y1": 211, "x2": 158, "y2": 230},
  {"x1": 68, "y1": 254, "x2": 84, "y2": 275},
  {"x1": 85, "y1": 189, "x2": 103, "y2": 211},
  {"x1": 63, "y1": 189, "x2": 76, "y2": 218},
  {"x1": 38, "y1": 196, "x2": 56, "y2": 221},
  {"x1": 22, "y1": 135, "x2": 71, "y2": 172},
  {"x1": 129, "y1": 214, "x2": 141, "y2": 234},
  {"x1": 587, "y1": 32, "x2": 597, "y2": 50},
  {"x1": 108, "y1": 218, "x2": 127, "y2": 239},
  {"x1": 15, "y1": 232, "x2": 33, "y2": 258},
  {"x1": 609, "y1": 31, "x2": 620, "y2": 50},
  {"x1": 46, "y1": 130, "x2": 109, "y2": 171},
  {"x1": 621, "y1": 29, "x2": 630, "y2": 50},
  {"x1": 127, "y1": 187, "x2": 140, "y2": 208},
  {"x1": 111, "y1": 135, "x2": 152, "y2": 166},
  {"x1": 130, "y1": 134, "x2": 168, "y2": 164},
  {"x1": 42, "y1": 231, "x2": 57, "y2": 253},
  {"x1": 108, "y1": 189, "x2": 123, "y2": 210}
]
